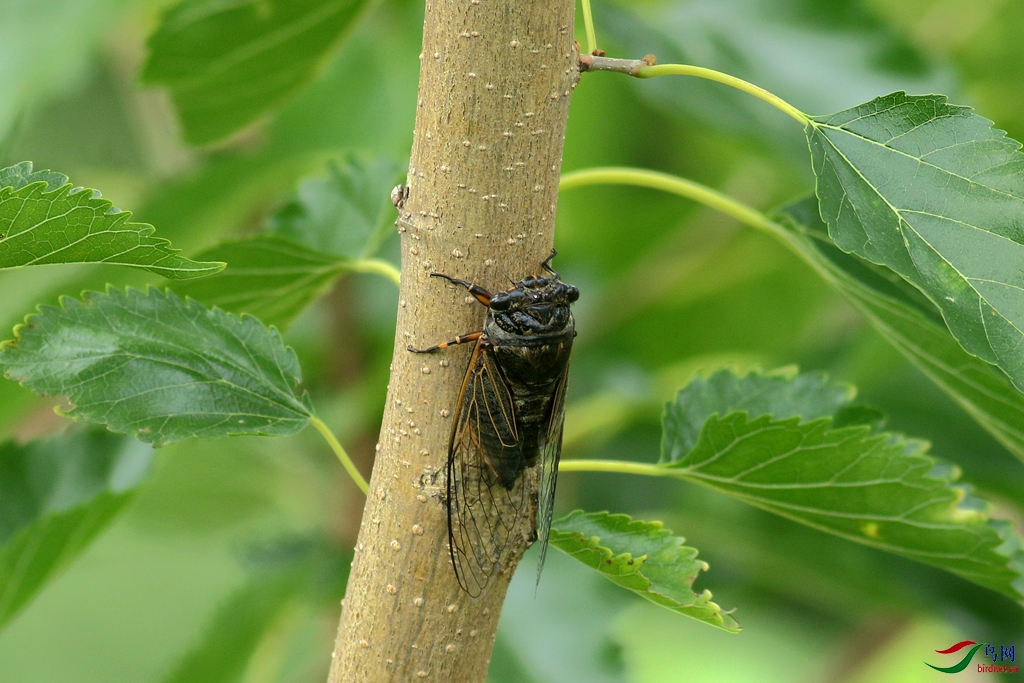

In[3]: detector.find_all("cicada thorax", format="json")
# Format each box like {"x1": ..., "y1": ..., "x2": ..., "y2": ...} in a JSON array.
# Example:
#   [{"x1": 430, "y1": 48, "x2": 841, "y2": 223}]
[
  {"x1": 485, "y1": 288, "x2": 575, "y2": 379},
  {"x1": 486, "y1": 325, "x2": 574, "y2": 383}
]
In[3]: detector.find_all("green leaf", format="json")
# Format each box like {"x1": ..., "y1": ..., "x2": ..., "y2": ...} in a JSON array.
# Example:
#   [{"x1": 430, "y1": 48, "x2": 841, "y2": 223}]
[
  {"x1": 171, "y1": 236, "x2": 351, "y2": 330},
  {"x1": 661, "y1": 369, "x2": 1024, "y2": 601},
  {"x1": 142, "y1": 0, "x2": 371, "y2": 145},
  {"x1": 0, "y1": 162, "x2": 67, "y2": 191},
  {"x1": 0, "y1": 287, "x2": 313, "y2": 446},
  {"x1": 173, "y1": 156, "x2": 406, "y2": 331},
  {"x1": 0, "y1": 162, "x2": 223, "y2": 279},
  {"x1": 774, "y1": 197, "x2": 1024, "y2": 462},
  {"x1": 549, "y1": 510, "x2": 738, "y2": 632},
  {"x1": 661, "y1": 367, "x2": 853, "y2": 460},
  {"x1": 267, "y1": 156, "x2": 403, "y2": 259},
  {"x1": 808, "y1": 92, "x2": 1024, "y2": 394},
  {"x1": 0, "y1": 429, "x2": 153, "y2": 630}
]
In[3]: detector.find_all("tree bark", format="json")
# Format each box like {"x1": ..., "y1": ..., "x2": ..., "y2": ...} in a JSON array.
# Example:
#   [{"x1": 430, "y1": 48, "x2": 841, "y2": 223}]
[{"x1": 328, "y1": 1, "x2": 578, "y2": 681}]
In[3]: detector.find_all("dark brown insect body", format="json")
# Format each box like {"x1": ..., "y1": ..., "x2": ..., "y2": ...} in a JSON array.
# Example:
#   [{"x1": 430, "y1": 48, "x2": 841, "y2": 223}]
[{"x1": 408, "y1": 250, "x2": 578, "y2": 596}]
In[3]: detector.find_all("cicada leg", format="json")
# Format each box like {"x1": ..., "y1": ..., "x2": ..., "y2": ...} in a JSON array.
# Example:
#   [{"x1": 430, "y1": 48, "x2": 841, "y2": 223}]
[
  {"x1": 539, "y1": 249, "x2": 559, "y2": 278},
  {"x1": 430, "y1": 273, "x2": 492, "y2": 306},
  {"x1": 407, "y1": 330, "x2": 483, "y2": 354}
]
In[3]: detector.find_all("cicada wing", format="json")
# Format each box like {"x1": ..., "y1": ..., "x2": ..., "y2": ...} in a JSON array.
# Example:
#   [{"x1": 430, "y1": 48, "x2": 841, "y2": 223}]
[
  {"x1": 535, "y1": 361, "x2": 570, "y2": 586},
  {"x1": 447, "y1": 341, "x2": 528, "y2": 596}
]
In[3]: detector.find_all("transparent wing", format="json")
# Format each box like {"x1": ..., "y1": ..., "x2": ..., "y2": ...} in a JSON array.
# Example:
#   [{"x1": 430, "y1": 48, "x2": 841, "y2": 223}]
[
  {"x1": 534, "y1": 362, "x2": 570, "y2": 586},
  {"x1": 447, "y1": 341, "x2": 529, "y2": 597}
]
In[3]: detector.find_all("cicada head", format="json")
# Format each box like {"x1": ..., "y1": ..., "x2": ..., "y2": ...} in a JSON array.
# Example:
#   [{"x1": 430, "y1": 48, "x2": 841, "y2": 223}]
[{"x1": 487, "y1": 270, "x2": 578, "y2": 337}]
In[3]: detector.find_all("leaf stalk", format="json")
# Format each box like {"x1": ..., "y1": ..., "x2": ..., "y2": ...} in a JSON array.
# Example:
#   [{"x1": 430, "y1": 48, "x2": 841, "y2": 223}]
[
  {"x1": 579, "y1": 57, "x2": 809, "y2": 125},
  {"x1": 311, "y1": 416, "x2": 369, "y2": 494},
  {"x1": 558, "y1": 458, "x2": 671, "y2": 477},
  {"x1": 580, "y1": 0, "x2": 598, "y2": 55},
  {"x1": 349, "y1": 258, "x2": 400, "y2": 286},
  {"x1": 559, "y1": 166, "x2": 830, "y2": 280}
]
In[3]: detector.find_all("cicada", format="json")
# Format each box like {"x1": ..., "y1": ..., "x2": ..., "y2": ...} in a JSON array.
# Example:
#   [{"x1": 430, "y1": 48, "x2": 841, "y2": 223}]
[{"x1": 408, "y1": 250, "x2": 578, "y2": 596}]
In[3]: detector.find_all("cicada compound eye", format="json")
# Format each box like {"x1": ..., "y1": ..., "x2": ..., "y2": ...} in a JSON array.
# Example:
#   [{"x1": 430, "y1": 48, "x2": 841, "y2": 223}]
[
  {"x1": 489, "y1": 293, "x2": 511, "y2": 311},
  {"x1": 566, "y1": 285, "x2": 580, "y2": 302}
]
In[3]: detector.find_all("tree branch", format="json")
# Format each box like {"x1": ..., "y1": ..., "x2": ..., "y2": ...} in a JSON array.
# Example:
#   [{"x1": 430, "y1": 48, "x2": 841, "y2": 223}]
[{"x1": 328, "y1": 1, "x2": 578, "y2": 680}]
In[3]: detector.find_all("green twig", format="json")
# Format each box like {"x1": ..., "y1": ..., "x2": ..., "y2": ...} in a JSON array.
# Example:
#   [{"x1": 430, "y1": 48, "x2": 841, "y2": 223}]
[
  {"x1": 350, "y1": 258, "x2": 400, "y2": 286},
  {"x1": 311, "y1": 416, "x2": 369, "y2": 494},
  {"x1": 580, "y1": 0, "x2": 598, "y2": 55}
]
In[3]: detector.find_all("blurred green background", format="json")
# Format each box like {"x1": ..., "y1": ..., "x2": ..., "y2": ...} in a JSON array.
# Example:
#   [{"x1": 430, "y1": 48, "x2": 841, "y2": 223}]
[{"x1": 1, "y1": 0, "x2": 1023, "y2": 681}]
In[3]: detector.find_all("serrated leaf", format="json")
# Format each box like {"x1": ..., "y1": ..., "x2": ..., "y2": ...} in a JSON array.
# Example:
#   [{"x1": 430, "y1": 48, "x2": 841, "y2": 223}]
[
  {"x1": 142, "y1": 0, "x2": 371, "y2": 145},
  {"x1": 0, "y1": 162, "x2": 223, "y2": 279},
  {"x1": 0, "y1": 429, "x2": 153, "y2": 630},
  {"x1": 774, "y1": 196, "x2": 1024, "y2": 462},
  {"x1": 549, "y1": 510, "x2": 738, "y2": 632},
  {"x1": 0, "y1": 287, "x2": 313, "y2": 446},
  {"x1": 173, "y1": 156, "x2": 405, "y2": 331},
  {"x1": 661, "y1": 369, "x2": 1024, "y2": 601},
  {"x1": 661, "y1": 368, "x2": 852, "y2": 460},
  {"x1": 267, "y1": 156, "x2": 403, "y2": 259},
  {"x1": 808, "y1": 92, "x2": 1024, "y2": 394},
  {"x1": 0, "y1": 162, "x2": 67, "y2": 192},
  {"x1": 171, "y1": 236, "x2": 352, "y2": 330}
]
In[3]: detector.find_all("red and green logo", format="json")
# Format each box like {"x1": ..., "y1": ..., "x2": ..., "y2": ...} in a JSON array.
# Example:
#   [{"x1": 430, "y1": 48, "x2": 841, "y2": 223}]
[
  {"x1": 926, "y1": 641, "x2": 984, "y2": 673},
  {"x1": 927, "y1": 641, "x2": 1018, "y2": 674}
]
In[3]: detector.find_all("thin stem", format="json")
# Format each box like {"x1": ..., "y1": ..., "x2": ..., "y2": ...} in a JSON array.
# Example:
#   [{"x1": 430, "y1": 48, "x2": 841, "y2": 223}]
[
  {"x1": 558, "y1": 458, "x2": 673, "y2": 477},
  {"x1": 311, "y1": 416, "x2": 369, "y2": 494},
  {"x1": 350, "y1": 258, "x2": 401, "y2": 286},
  {"x1": 637, "y1": 63, "x2": 809, "y2": 124},
  {"x1": 561, "y1": 167, "x2": 784, "y2": 241},
  {"x1": 580, "y1": 0, "x2": 597, "y2": 55},
  {"x1": 559, "y1": 166, "x2": 832, "y2": 281}
]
